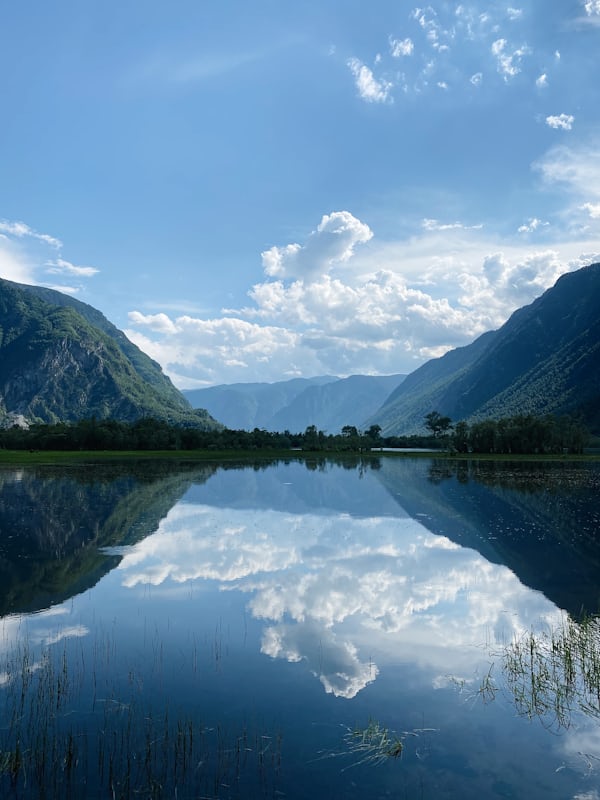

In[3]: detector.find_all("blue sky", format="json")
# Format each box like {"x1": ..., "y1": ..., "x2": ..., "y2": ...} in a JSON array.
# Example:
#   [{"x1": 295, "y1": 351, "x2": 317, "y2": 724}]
[{"x1": 1, "y1": 1, "x2": 600, "y2": 387}]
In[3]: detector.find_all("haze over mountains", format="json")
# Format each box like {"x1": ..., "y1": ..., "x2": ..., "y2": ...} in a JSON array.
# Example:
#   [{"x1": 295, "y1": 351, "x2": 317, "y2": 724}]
[
  {"x1": 183, "y1": 374, "x2": 405, "y2": 433},
  {"x1": 1, "y1": 263, "x2": 599, "y2": 435}
]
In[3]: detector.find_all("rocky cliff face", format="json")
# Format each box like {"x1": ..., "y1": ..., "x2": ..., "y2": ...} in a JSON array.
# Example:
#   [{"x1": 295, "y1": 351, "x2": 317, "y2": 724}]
[{"x1": 0, "y1": 279, "x2": 219, "y2": 427}]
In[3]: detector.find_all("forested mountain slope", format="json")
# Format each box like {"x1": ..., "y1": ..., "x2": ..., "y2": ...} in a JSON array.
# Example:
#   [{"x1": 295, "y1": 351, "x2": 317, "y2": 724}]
[
  {"x1": 368, "y1": 262, "x2": 600, "y2": 435},
  {"x1": 0, "y1": 278, "x2": 219, "y2": 427}
]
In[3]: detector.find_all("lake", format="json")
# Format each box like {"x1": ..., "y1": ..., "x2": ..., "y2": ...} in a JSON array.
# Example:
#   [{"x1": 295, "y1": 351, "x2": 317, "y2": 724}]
[{"x1": 1, "y1": 456, "x2": 600, "y2": 798}]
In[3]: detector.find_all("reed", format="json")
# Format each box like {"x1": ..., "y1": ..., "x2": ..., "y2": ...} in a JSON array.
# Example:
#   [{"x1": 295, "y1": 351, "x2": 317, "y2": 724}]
[{"x1": 0, "y1": 631, "x2": 282, "y2": 798}]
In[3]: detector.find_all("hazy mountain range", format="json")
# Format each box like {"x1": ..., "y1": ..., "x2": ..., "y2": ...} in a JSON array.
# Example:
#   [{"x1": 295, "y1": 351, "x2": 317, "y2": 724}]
[
  {"x1": 183, "y1": 373, "x2": 406, "y2": 433},
  {"x1": 1, "y1": 262, "x2": 599, "y2": 434}
]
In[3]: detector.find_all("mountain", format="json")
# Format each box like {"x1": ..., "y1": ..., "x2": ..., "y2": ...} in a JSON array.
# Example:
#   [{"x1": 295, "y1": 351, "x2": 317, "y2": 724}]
[
  {"x1": 184, "y1": 373, "x2": 406, "y2": 432},
  {"x1": 367, "y1": 262, "x2": 600, "y2": 435},
  {"x1": 0, "y1": 278, "x2": 220, "y2": 427},
  {"x1": 183, "y1": 376, "x2": 337, "y2": 430}
]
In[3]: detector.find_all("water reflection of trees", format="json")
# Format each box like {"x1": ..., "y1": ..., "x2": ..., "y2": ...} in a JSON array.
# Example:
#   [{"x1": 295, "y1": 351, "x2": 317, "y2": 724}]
[{"x1": 0, "y1": 462, "x2": 218, "y2": 615}]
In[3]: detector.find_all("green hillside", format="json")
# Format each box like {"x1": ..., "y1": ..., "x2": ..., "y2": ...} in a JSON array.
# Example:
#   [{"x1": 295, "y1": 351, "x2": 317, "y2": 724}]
[
  {"x1": 0, "y1": 278, "x2": 220, "y2": 428},
  {"x1": 368, "y1": 262, "x2": 600, "y2": 435}
]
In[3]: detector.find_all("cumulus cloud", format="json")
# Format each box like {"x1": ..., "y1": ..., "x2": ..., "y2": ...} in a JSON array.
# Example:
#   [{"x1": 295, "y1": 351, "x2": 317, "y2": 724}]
[
  {"x1": 125, "y1": 200, "x2": 600, "y2": 386},
  {"x1": 546, "y1": 113, "x2": 574, "y2": 130},
  {"x1": 107, "y1": 465, "x2": 565, "y2": 697},
  {"x1": 584, "y1": 0, "x2": 600, "y2": 15},
  {"x1": 261, "y1": 211, "x2": 373, "y2": 281},
  {"x1": 347, "y1": 58, "x2": 393, "y2": 103},
  {"x1": 535, "y1": 73, "x2": 548, "y2": 87},
  {"x1": 581, "y1": 202, "x2": 600, "y2": 219}
]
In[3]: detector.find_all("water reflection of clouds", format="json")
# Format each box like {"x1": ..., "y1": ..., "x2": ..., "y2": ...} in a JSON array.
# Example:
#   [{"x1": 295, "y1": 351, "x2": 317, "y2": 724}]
[
  {"x1": 112, "y1": 502, "x2": 563, "y2": 697},
  {"x1": 0, "y1": 607, "x2": 89, "y2": 686}
]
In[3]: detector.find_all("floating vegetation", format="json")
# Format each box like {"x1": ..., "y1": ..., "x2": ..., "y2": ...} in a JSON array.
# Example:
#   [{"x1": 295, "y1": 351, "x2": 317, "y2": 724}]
[
  {"x1": 314, "y1": 719, "x2": 437, "y2": 772},
  {"x1": 343, "y1": 719, "x2": 404, "y2": 767}
]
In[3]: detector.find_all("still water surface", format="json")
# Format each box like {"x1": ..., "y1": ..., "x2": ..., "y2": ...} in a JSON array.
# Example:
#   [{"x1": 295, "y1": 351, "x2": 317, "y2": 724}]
[{"x1": 1, "y1": 456, "x2": 600, "y2": 798}]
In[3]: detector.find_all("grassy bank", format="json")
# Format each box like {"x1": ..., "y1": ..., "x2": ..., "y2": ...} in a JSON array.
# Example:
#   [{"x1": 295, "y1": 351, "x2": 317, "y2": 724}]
[{"x1": 0, "y1": 448, "x2": 599, "y2": 466}]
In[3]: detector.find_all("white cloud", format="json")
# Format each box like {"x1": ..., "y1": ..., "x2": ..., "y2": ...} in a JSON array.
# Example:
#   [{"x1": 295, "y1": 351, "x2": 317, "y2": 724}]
[
  {"x1": 45, "y1": 257, "x2": 99, "y2": 278},
  {"x1": 507, "y1": 7, "x2": 523, "y2": 20},
  {"x1": 261, "y1": 211, "x2": 373, "y2": 281},
  {"x1": 581, "y1": 202, "x2": 600, "y2": 219},
  {"x1": 535, "y1": 73, "x2": 548, "y2": 87},
  {"x1": 0, "y1": 219, "x2": 62, "y2": 249},
  {"x1": 422, "y1": 218, "x2": 483, "y2": 232},
  {"x1": 0, "y1": 218, "x2": 97, "y2": 293},
  {"x1": 584, "y1": 0, "x2": 600, "y2": 15},
  {"x1": 108, "y1": 480, "x2": 565, "y2": 699},
  {"x1": 491, "y1": 38, "x2": 529, "y2": 80},
  {"x1": 470, "y1": 72, "x2": 483, "y2": 86},
  {"x1": 546, "y1": 113, "x2": 574, "y2": 130},
  {"x1": 535, "y1": 142, "x2": 600, "y2": 202},
  {"x1": 122, "y1": 167, "x2": 600, "y2": 388},
  {"x1": 390, "y1": 36, "x2": 414, "y2": 57},
  {"x1": 517, "y1": 217, "x2": 549, "y2": 234},
  {"x1": 347, "y1": 58, "x2": 393, "y2": 103}
]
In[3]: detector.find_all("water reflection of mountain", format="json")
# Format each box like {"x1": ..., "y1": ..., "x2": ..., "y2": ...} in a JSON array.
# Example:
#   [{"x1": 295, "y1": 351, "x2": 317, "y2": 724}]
[
  {"x1": 182, "y1": 456, "x2": 402, "y2": 517},
  {"x1": 375, "y1": 458, "x2": 600, "y2": 617},
  {"x1": 0, "y1": 462, "x2": 217, "y2": 615}
]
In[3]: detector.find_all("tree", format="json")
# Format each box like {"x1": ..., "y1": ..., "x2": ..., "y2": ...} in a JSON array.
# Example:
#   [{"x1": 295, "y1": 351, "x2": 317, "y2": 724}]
[
  {"x1": 424, "y1": 411, "x2": 452, "y2": 439},
  {"x1": 453, "y1": 420, "x2": 469, "y2": 453}
]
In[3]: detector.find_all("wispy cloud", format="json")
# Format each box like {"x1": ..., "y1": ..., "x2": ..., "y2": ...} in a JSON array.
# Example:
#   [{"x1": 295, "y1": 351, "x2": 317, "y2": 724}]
[
  {"x1": 389, "y1": 36, "x2": 414, "y2": 57},
  {"x1": 0, "y1": 219, "x2": 98, "y2": 291},
  {"x1": 45, "y1": 258, "x2": 99, "y2": 278},
  {"x1": 517, "y1": 217, "x2": 549, "y2": 234},
  {"x1": 422, "y1": 218, "x2": 483, "y2": 232},
  {"x1": 491, "y1": 38, "x2": 529, "y2": 80},
  {"x1": 347, "y1": 58, "x2": 393, "y2": 103},
  {"x1": 0, "y1": 219, "x2": 62, "y2": 249}
]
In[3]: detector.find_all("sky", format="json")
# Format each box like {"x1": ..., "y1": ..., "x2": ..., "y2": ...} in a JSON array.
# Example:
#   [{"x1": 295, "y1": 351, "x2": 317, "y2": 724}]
[{"x1": 1, "y1": 0, "x2": 600, "y2": 388}]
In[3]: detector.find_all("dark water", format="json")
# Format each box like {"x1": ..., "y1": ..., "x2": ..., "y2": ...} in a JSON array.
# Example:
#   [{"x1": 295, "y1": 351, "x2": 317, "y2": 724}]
[{"x1": 1, "y1": 456, "x2": 600, "y2": 798}]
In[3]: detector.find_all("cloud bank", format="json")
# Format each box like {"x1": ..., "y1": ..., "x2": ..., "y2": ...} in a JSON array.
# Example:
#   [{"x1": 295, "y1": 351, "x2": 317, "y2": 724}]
[{"x1": 125, "y1": 181, "x2": 599, "y2": 386}]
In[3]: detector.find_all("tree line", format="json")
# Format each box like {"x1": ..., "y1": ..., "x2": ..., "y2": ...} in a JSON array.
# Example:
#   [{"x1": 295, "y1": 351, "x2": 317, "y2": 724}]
[
  {"x1": 0, "y1": 412, "x2": 588, "y2": 454},
  {"x1": 424, "y1": 410, "x2": 588, "y2": 455}
]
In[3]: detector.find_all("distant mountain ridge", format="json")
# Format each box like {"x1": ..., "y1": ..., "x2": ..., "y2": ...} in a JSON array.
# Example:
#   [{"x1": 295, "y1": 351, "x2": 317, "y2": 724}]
[
  {"x1": 0, "y1": 278, "x2": 219, "y2": 428},
  {"x1": 184, "y1": 373, "x2": 406, "y2": 433},
  {"x1": 367, "y1": 262, "x2": 600, "y2": 435}
]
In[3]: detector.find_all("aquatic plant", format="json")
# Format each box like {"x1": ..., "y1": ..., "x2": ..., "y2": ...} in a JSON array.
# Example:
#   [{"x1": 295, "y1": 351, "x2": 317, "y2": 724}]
[
  {"x1": 456, "y1": 614, "x2": 600, "y2": 731},
  {"x1": 0, "y1": 633, "x2": 283, "y2": 799}
]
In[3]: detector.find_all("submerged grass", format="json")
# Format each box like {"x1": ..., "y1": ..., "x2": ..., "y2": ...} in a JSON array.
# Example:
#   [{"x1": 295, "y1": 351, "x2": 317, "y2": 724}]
[{"x1": 0, "y1": 632, "x2": 283, "y2": 799}]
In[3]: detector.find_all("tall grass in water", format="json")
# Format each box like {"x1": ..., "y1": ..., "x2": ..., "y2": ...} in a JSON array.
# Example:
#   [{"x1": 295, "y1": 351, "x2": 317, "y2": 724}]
[
  {"x1": 455, "y1": 614, "x2": 600, "y2": 731},
  {"x1": 502, "y1": 614, "x2": 600, "y2": 729},
  {"x1": 0, "y1": 634, "x2": 282, "y2": 799}
]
